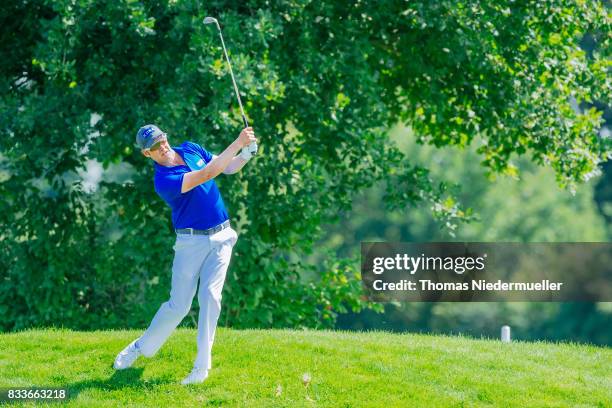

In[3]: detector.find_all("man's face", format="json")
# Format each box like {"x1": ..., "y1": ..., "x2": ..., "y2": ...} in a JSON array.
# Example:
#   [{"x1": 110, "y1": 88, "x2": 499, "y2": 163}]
[{"x1": 142, "y1": 137, "x2": 172, "y2": 162}]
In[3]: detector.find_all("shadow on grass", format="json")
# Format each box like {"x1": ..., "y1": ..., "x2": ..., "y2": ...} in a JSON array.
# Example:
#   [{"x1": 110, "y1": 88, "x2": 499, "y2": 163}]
[{"x1": 65, "y1": 368, "x2": 174, "y2": 401}]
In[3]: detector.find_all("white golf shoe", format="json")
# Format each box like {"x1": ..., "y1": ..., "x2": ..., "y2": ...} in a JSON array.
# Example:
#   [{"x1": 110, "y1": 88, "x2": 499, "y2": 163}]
[
  {"x1": 113, "y1": 339, "x2": 142, "y2": 370},
  {"x1": 181, "y1": 367, "x2": 209, "y2": 385}
]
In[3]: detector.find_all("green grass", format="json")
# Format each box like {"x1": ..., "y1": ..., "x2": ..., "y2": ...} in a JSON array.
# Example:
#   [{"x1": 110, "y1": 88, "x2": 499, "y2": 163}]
[{"x1": 0, "y1": 328, "x2": 610, "y2": 407}]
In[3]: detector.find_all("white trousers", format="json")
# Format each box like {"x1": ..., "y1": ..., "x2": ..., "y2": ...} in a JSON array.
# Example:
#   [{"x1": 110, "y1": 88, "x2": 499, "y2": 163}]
[{"x1": 137, "y1": 226, "x2": 237, "y2": 370}]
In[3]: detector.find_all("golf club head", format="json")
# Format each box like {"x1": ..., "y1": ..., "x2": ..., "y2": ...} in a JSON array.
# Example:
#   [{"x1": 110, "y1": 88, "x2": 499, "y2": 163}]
[{"x1": 203, "y1": 16, "x2": 218, "y2": 25}]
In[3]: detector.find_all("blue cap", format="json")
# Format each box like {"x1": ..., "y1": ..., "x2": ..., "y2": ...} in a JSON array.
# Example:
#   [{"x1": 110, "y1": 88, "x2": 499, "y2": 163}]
[{"x1": 136, "y1": 124, "x2": 166, "y2": 150}]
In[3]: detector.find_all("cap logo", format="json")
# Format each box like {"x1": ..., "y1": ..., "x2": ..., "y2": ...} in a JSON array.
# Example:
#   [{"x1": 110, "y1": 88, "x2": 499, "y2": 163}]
[{"x1": 143, "y1": 127, "x2": 155, "y2": 138}]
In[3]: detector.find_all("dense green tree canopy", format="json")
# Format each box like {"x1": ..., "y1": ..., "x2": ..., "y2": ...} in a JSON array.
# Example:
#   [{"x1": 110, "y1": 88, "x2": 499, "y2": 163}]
[
  {"x1": 0, "y1": 0, "x2": 609, "y2": 330},
  {"x1": 327, "y1": 127, "x2": 610, "y2": 345}
]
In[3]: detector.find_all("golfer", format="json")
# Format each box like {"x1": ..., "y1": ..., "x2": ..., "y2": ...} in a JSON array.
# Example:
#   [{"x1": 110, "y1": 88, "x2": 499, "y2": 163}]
[{"x1": 113, "y1": 124, "x2": 257, "y2": 385}]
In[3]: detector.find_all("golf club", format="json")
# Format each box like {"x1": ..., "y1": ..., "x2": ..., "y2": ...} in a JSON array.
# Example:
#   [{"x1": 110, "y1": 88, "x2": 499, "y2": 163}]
[{"x1": 204, "y1": 16, "x2": 257, "y2": 156}]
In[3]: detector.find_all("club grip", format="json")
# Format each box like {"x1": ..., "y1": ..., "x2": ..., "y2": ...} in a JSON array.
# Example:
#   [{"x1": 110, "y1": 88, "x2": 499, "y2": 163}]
[{"x1": 242, "y1": 114, "x2": 257, "y2": 155}]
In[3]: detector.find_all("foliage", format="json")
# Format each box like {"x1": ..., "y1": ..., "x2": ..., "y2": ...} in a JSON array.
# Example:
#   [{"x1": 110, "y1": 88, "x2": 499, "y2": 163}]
[
  {"x1": 0, "y1": 1, "x2": 609, "y2": 330},
  {"x1": 327, "y1": 126, "x2": 611, "y2": 344}
]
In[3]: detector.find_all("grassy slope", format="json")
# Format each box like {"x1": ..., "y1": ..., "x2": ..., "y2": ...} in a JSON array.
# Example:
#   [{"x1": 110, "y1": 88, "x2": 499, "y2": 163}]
[{"x1": 0, "y1": 328, "x2": 610, "y2": 407}]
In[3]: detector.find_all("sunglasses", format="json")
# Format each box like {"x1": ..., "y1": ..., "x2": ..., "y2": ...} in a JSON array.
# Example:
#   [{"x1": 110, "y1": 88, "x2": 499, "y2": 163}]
[{"x1": 148, "y1": 135, "x2": 167, "y2": 152}]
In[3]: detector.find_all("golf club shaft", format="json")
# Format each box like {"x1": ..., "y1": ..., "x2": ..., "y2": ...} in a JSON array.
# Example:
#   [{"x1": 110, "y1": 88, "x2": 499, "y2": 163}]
[{"x1": 215, "y1": 26, "x2": 249, "y2": 128}]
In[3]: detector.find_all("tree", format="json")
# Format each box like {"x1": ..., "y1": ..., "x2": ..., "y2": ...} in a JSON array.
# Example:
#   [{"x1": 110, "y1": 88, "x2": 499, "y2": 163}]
[
  {"x1": 0, "y1": 0, "x2": 609, "y2": 330},
  {"x1": 328, "y1": 126, "x2": 611, "y2": 344}
]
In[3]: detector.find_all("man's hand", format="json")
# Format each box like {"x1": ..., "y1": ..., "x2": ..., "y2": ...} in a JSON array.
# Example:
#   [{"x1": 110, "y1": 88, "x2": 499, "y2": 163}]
[
  {"x1": 238, "y1": 127, "x2": 257, "y2": 148},
  {"x1": 237, "y1": 127, "x2": 257, "y2": 161}
]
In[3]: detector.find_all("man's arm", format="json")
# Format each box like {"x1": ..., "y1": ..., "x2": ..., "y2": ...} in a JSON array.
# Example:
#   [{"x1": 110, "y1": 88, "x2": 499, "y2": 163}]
[
  {"x1": 181, "y1": 127, "x2": 256, "y2": 193},
  {"x1": 220, "y1": 155, "x2": 249, "y2": 175}
]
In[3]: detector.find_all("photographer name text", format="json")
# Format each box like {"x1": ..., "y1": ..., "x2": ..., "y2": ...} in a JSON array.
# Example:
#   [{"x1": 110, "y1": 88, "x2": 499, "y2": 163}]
[{"x1": 372, "y1": 279, "x2": 564, "y2": 292}]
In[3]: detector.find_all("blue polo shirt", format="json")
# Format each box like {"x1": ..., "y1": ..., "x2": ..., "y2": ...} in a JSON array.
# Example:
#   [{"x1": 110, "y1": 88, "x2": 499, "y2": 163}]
[{"x1": 154, "y1": 141, "x2": 229, "y2": 229}]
